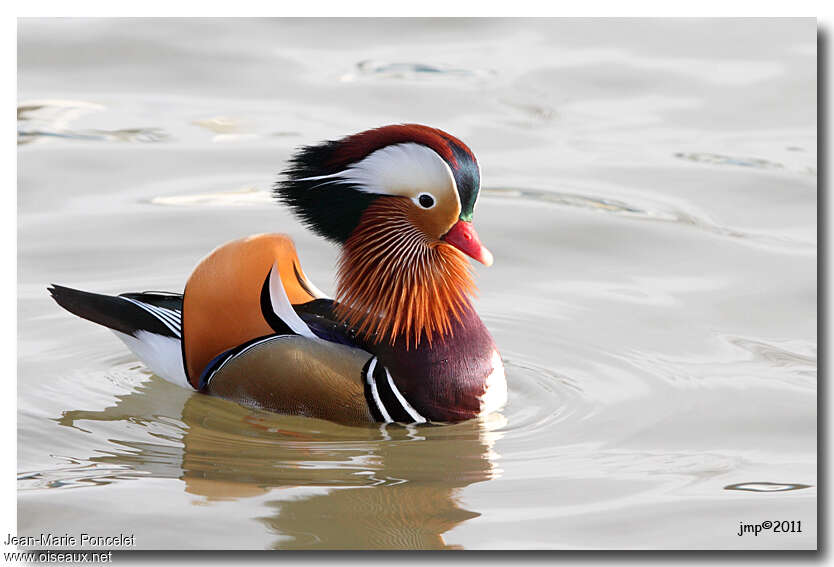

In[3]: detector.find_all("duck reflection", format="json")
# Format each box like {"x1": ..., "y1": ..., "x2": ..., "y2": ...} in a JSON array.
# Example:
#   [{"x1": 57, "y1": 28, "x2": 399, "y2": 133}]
[{"x1": 56, "y1": 377, "x2": 503, "y2": 549}]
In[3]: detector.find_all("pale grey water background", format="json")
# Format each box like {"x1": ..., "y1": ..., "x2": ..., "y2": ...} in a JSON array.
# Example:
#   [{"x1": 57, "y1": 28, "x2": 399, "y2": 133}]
[{"x1": 17, "y1": 18, "x2": 816, "y2": 549}]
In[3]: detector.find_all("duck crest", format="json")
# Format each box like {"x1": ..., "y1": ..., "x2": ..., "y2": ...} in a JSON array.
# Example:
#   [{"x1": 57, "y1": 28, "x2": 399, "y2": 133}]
[
  {"x1": 334, "y1": 198, "x2": 477, "y2": 349},
  {"x1": 274, "y1": 124, "x2": 483, "y2": 243}
]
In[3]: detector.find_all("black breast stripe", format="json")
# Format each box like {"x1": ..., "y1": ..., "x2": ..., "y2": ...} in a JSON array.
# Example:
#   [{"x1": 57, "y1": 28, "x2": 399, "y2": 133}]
[
  {"x1": 362, "y1": 357, "x2": 427, "y2": 424},
  {"x1": 373, "y1": 363, "x2": 420, "y2": 424},
  {"x1": 361, "y1": 358, "x2": 385, "y2": 422}
]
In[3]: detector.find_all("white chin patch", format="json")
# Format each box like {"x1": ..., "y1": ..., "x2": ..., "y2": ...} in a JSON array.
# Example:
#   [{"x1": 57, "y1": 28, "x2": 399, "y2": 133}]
[{"x1": 479, "y1": 350, "x2": 508, "y2": 415}]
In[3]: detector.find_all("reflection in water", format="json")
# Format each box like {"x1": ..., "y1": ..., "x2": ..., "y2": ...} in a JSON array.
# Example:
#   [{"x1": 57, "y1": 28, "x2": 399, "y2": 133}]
[
  {"x1": 724, "y1": 482, "x2": 812, "y2": 493},
  {"x1": 17, "y1": 100, "x2": 104, "y2": 146},
  {"x1": 48, "y1": 379, "x2": 503, "y2": 549},
  {"x1": 19, "y1": 127, "x2": 170, "y2": 144},
  {"x1": 191, "y1": 116, "x2": 262, "y2": 143},
  {"x1": 149, "y1": 187, "x2": 266, "y2": 207}
]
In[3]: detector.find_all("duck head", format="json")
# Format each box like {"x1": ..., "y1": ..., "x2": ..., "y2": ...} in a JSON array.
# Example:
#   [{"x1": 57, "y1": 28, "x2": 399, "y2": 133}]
[{"x1": 274, "y1": 124, "x2": 491, "y2": 347}]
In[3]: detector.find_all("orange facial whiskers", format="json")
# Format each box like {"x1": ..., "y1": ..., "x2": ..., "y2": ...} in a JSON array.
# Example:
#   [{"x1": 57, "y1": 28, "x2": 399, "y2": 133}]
[{"x1": 334, "y1": 199, "x2": 476, "y2": 348}]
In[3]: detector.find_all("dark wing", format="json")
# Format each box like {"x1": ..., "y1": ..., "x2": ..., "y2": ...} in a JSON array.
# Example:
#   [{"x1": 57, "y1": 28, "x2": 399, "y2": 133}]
[{"x1": 49, "y1": 285, "x2": 182, "y2": 339}]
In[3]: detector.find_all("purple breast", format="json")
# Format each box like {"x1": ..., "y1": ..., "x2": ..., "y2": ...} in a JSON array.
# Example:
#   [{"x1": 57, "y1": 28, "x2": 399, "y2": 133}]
[
  {"x1": 296, "y1": 299, "x2": 499, "y2": 423},
  {"x1": 370, "y1": 303, "x2": 498, "y2": 422}
]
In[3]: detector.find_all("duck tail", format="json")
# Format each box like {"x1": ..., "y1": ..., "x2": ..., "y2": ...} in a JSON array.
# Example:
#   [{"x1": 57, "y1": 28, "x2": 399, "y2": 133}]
[{"x1": 47, "y1": 284, "x2": 190, "y2": 388}]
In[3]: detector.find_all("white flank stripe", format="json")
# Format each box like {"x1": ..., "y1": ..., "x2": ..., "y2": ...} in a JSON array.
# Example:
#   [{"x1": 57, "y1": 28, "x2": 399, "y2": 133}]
[
  {"x1": 204, "y1": 336, "x2": 285, "y2": 387},
  {"x1": 152, "y1": 304, "x2": 180, "y2": 323},
  {"x1": 121, "y1": 297, "x2": 181, "y2": 337},
  {"x1": 141, "y1": 304, "x2": 180, "y2": 334},
  {"x1": 142, "y1": 303, "x2": 181, "y2": 329},
  {"x1": 384, "y1": 368, "x2": 426, "y2": 424},
  {"x1": 151, "y1": 304, "x2": 181, "y2": 322},
  {"x1": 269, "y1": 263, "x2": 317, "y2": 338},
  {"x1": 365, "y1": 358, "x2": 392, "y2": 423}
]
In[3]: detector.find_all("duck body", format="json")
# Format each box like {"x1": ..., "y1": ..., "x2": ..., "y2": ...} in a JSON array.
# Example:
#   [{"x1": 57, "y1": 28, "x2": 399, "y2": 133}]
[
  {"x1": 202, "y1": 294, "x2": 502, "y2": 425},
  {"x1": 49, "y1": 125, "x2": 507, "y2": 426},
  {"x1": 293, "y1": 294, "x2": 502, "y2": 422}
]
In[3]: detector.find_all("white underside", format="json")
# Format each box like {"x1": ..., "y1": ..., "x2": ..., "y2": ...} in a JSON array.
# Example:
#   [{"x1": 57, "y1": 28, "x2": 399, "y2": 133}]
[
  {"x1": 113, "y1": 330, "x2": 190, "y2": 389},
  {"x1": 479, "y1": 350, "x2": 508, "y2": 415}
]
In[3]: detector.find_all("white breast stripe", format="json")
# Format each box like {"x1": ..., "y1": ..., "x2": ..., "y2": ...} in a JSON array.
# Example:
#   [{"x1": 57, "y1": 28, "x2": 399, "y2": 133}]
[
  {"x1": 365, "y1": 358, "x2": 393, "y2": 423},
  {"x1": 122, "y1": 297, "x2": 181, "y2": 337},
  {"x1": 269, "y1": 263, "x2": 317, "y2": 338},
  {"x1": 204, "y1": 335, "x2": 284, "y2": 387},
  {"x1": 384, "y1": 368, "x2": 426, "y2": 424}
]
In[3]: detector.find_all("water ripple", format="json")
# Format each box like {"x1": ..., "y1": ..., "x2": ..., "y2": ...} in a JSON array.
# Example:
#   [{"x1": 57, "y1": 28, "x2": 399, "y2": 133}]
[
  {"x1": 341, "y1": 60, "x2": 495, "y2": 83},
  {"x1": 18, "y1": 100, "x2": 170, "y2": 145},
  {"x1": 145, "y1": 184, "x2": 814, "y2": 252},
  {"x1": 18, "y1": 341, "x2": 598, "y2": 500},
  {"x1": 724, "y1": 482, "x2": 812, "y2": 493},
  {"x1": 675, "y1": 152, "x2": 785, "y2": 170},
  {"x1": 486, "y1": 186, "x2": 814, "y2": 251}
]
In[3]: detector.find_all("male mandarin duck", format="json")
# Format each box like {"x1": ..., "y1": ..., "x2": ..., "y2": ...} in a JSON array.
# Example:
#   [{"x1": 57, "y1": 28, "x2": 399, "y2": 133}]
[{"x1": 49, "y1": 124, "x2": 507, "y2": 426}]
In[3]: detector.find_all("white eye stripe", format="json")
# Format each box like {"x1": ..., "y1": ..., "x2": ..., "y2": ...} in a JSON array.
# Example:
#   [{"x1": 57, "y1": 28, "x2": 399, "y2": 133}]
[{"x1": 298, "y1": 143, "x2": 457, "y2": 201}]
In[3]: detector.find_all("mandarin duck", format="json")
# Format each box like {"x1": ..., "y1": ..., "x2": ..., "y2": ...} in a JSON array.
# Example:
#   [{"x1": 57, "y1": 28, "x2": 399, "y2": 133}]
[{"x1": 49, "y1": 124, "x2": 507, "y2": 426}]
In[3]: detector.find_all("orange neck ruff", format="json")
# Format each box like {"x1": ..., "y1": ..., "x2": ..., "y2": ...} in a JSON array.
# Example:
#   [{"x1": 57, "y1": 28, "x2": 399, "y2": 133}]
[{"x1": 334, "y1": 199, "x2": 477, "y2": 348}]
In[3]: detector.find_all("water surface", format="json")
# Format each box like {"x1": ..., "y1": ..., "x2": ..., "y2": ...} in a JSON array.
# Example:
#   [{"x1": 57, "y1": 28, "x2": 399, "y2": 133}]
[{"x1": 17, "y1": 18, "x2": 816, "y2": 549}]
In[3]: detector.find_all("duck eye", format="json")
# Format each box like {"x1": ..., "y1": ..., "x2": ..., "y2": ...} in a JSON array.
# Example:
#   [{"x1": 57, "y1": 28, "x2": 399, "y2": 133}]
[{"x1": 417, "y1": 193, "x2": 436, "y2": 209}]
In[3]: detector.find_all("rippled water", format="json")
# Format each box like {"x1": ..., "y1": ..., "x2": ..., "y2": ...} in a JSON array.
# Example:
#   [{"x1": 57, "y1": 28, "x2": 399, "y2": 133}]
[{"x1": 17, "y1": 18, "x2": 816, "y2": 549}]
